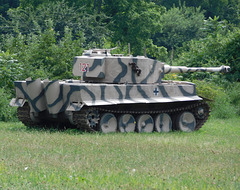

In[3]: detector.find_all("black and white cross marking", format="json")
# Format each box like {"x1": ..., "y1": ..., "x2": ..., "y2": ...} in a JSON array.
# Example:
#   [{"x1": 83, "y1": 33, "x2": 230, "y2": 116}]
[{"x1": 153, "y1": 87, "x2": 159, "y2": 96}]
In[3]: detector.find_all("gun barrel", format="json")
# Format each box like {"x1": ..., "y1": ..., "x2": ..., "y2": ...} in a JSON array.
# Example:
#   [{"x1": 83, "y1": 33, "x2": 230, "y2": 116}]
[{"x1": 164, "y1": 65, "x2": 230, "y2": 74}]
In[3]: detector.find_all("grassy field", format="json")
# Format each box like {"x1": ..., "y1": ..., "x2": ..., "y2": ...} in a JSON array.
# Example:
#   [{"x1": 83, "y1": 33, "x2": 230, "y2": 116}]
[{"x1": 0, "y1": 117, "x2": 239, "y2": 189}]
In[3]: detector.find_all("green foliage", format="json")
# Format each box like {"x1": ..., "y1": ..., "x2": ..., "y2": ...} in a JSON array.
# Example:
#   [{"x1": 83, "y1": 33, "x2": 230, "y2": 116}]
[
  {"x1": 211, "y1": 92, "x2": 237, "y2": 119},
  {"x1": 193, "y1": 80, "x2": 220, "y2": 101},
  {"x1": 0, "y1": 51, "x2": 23, "y2": 91},
  {"x1": 202, "y1": 16, "x2": 230, "y2": 36},
  {"x1": 0, "y1": 51, "x2": 20, "y2": 122},
  {"x1": 0, "y1": 88, "x2": 17, "y2": 121},
  {"x1": 146, "y1": 40, "x2": 168, "y2": 61},
  {"x1": 19, "y1": 0, "x2": 94, "y2": 10},
  {"x1": 19, "y1": 0, "x2": 46, "y2": 8},
  {"x1": 193, "y1": 80, "x2": 239, "y2": 119},
  {"x1": 176, "y1": 18, "x2": 240, "y2": 82},
  {"x1": 47, "y1": 26, "x2": 85, "y2": 79},
  {"x1": 155, "y1": 0, "x2": 240, "y2": 25},
  {"x1": 1, "y1": 0, "x2": 110, "y2": 45},
  {"x1": 105, "y1": 0, "x2": 165, "y2": 55},
  {"x1": 1, "y1": 24, "x2": 85, "y2": 80},
  {"x1": 19, "y1": 0, "x2": 240, "y2": 26},
  {"x1": 153, "y1": 4, "x2": 205, "y2": 51},
  {"x1": 224, "y1": 82, "x2": 240, "y2": 116},
  {"x1": 0, "y1": 0, "x2": 19, "y2": 18}
]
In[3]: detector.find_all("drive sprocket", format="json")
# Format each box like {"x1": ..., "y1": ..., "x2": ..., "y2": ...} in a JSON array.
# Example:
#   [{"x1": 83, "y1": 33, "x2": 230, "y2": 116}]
[{"x1": 72, "y1": 108, "x2": 100, "y2": 132}]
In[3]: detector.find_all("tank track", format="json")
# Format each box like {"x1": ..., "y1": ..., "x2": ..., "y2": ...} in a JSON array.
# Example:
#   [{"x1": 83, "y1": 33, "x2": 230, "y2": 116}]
[
  {"x1": 17, "y1": 102, "x2": 52, "y2": 128},
  {"x1": 72, "y1": 101, "x2": 210, "y2": 132},
  {"x1": 18, "y1": 101, "x2": 210, "y2": 132},
  {"x1": 17, "y1": 103, "x2": 72, "y2": 129},
  {"x1": 17, "y1": 103, "x2": 39, "y2": 127}
]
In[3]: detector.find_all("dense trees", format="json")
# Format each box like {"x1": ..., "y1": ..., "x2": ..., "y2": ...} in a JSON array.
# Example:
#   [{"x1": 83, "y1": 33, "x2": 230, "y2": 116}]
[
  {"x1": 153, "y1": 0, "x2": 240, "y2": 25},
  {"x1": 0, "y1": 0, "x2": 19, "y2": 18},
  {"x1": 0, "y1": 1, "x2": 110, "y2": 44},
  {"x1": 152, "y1": 5, "x2": 205, "y2": 51},
  {"x1": 104, "y1": 1, "x2": 165, "y2": 55},
  {"x1": 0, "y1": 0, "x2": 240, "y2": 120}
]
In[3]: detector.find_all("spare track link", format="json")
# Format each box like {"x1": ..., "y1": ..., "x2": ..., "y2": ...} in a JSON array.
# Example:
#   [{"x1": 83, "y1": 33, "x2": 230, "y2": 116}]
[{"x1": 72, "y1": 101, "x2": 210, "y2": 132}]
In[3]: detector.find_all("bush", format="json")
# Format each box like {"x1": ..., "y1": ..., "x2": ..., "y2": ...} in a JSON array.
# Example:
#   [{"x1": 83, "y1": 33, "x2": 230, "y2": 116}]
[
  {"x1": 0, "y1": 88, "x2": 17, "y2": 122},
  {"x1": 0, "y1": 51, "x2": 24, "y2": 92},
  {"x1": 1, "y1": 24, "x2": 85, "y2": 80},
  {"x1": 225, "y1": 82, "x2": 240, "y2": 116},
  {"x1": 193, "y1": 80, "x2": 238, "y2": 119},
  {"x1": 211, "y1": 91, "x2": 237, "y2": 119}
]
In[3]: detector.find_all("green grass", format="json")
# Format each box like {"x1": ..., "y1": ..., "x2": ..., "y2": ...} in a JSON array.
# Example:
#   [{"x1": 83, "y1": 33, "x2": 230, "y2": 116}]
[{"x1": 0, "y1": 118, "x2": 239, "y2": 189}]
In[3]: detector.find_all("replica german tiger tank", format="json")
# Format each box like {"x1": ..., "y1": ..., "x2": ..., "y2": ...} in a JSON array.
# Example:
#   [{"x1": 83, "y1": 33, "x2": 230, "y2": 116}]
[{"x1": 10, "y1": 48, "x2": 230, "y2": 133}]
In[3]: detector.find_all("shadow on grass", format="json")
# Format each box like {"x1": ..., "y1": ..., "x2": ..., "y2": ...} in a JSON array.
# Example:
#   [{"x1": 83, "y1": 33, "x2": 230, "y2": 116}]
[
  {"x1": 25, "y1": 125, "x2": 205, "y2": 136},
  {"x1": 26, "y1": 124, "x2": 94, "y2": 135},
  {"x1": 4, "y1": 121, "x2": 209, "y2": 136},
  {"x1": 5, "y1": 122, "x2": 93, "y2": 135}
]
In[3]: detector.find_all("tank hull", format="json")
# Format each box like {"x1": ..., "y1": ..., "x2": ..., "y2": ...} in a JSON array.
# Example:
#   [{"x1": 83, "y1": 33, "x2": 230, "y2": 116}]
[
  {"x1": 11, "y1": 79, "x2": 209, "y2": 132},
  {"x1": 10, "y1": 79, "x2": 202, "y2": 113}
]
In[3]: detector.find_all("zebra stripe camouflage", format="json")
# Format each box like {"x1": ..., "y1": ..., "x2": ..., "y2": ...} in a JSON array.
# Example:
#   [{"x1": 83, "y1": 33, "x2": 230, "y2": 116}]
[{"x1": 10, "y1": 79, "x2": 201, "y2": 114}]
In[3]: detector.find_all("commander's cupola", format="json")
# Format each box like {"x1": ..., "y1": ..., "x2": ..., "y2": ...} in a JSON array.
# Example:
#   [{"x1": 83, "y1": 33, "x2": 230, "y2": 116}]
[{"x1": 82, "y1": 49, "x2": 112, "y2": 57}]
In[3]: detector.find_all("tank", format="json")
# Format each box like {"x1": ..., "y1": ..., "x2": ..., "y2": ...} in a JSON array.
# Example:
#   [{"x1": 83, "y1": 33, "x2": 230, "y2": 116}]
[{"x1": 10, "y1": 48, "x2": 230, "y2": 133}]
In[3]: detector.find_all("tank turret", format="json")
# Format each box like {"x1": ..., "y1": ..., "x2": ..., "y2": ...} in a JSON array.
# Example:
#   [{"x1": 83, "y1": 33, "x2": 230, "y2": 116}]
[
  {"x1": 73, "y1": 49, "x2": 230, "y2": 84},
  {"x1": 10, "y1": 48, "x2": 231, "y2": 133}
]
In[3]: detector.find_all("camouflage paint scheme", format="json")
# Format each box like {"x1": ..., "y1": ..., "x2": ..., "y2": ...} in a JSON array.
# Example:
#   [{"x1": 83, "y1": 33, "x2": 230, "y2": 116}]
[{"x1": 10, "y1": 49, "x2": 230, "y2": 124}]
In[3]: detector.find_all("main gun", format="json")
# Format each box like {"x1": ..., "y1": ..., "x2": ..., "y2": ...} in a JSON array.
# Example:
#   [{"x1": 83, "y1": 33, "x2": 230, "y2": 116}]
[{"x1": 164, "y1": 65, "x2": 230, "y2": 74}]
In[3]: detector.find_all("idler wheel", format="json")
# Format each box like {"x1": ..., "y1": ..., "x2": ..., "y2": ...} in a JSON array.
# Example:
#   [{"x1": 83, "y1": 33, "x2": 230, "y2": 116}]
[
  {"x1": 177, "y1": 111, "x2": 196, "y2": 132},
  {"x1": 118, "y1": 114, "x2": 136, "y2": 132},
  {"x1": 136, "y1": 114, "x2": 154, "y2": 133},
  {"x1": 100, "y1": 113, "x2": 117, "y2": 133},
  {"x1": 155, "y1": 113, "x2": 172, "y2": 132}
]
